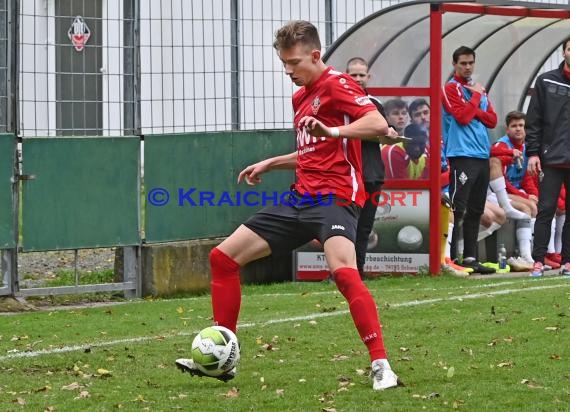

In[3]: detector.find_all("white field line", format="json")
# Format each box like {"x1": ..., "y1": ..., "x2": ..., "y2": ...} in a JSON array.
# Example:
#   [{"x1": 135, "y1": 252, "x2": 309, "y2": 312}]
[
  {"x1": 1, "y1": 281, "x2": 568, "y2": 362},
  {"x1": 14, "y1": 277, "x2": 562, "y2": 315}
]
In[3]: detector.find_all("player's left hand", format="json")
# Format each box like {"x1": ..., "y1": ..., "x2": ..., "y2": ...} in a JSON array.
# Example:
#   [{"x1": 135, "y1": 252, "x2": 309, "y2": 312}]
[{"x1": 298, "y1": 116, "x2": 330, "y2": 137}]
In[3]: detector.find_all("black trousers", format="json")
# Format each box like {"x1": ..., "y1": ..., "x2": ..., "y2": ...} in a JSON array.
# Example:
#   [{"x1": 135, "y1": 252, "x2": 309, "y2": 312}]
[
  {"x1": 532, "y1": 166, "x2": 570, "y2": 264},
  {"x1": 356, "y1": 181, "x2": 381, "y2": 277},
  {"x1": 448, "y1": 157, "x2": 489, "y2": 261}
]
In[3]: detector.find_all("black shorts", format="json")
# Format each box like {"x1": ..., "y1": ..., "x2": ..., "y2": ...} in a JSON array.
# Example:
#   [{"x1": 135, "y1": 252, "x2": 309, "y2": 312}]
[{"x1": 244, "y1": 195, "x2": 360, "y2": 256}]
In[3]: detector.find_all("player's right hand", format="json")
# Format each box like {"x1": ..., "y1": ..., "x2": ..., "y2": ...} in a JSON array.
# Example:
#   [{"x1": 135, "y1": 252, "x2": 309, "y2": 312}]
[
  {"x1": 238, "y1": 161, "x2": 268, "y2": 185},
  {"x1": 527, "y1": 155, "x2": 542, "y2": 177}
]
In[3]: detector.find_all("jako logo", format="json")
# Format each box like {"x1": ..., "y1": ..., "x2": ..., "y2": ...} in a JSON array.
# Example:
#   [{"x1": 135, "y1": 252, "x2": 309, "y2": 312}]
[{"x1": 331, "y1": 225, "x2": 345, "y2": 230}]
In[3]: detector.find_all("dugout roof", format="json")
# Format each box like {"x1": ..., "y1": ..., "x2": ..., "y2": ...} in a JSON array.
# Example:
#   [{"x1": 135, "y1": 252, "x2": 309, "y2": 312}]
[
  {"x1": 324, "y1": 0, "x2": 570, "y2": 128},
  {"x1": 324, "y1": 0, "x2": 570, "y2": 274}
]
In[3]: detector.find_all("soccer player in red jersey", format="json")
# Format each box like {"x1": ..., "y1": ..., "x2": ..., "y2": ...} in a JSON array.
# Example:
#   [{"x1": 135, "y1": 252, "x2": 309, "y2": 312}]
[{"x1": 176, "y1": 20, "x2": 400, "y2": 391}]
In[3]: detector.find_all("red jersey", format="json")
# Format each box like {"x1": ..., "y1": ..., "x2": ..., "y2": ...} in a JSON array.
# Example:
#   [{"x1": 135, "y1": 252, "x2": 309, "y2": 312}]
[
  {"x1": 490, "y1": 139, "x2": 538, "y2": 199},
  {"x1": 381, "y1": 143, "x2": 429, "y2": 180},
  {"x1": 292, "y1": 67, "x2": 377, "y2": 207}
]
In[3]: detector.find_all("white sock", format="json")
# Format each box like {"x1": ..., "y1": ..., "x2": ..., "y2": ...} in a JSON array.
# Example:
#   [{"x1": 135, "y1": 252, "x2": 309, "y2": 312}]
[
  {"x1": 530, "y1": 217, "x2": 536, "y2": 250},
  {"x1": 489, "y1": 178, "x2": 530, "y2": 220},
  {"x1": 516, "y1": 219, "x2": 533, "y2": 261},
  {"x1": 489, "y1": 177, "x2": 511, "y2": 209},
  {"x1": 457, "y1": 236, "x2": 464, "y2": 257},
  {"x1": 555, "y1": 214, "x2": 565, "y2": 253},
  {"x1": 547, "y1": 218, "x2": 556, "y2": 253},
  {"x1": 477, "y1": 224, "x2": 488, "y2": 241},
  {"x1": 478, "y1": 222, "x2": 502, "y2": 241},
  {"x1": 445, "y1": 223, "x2": 453, "y2": 258}
]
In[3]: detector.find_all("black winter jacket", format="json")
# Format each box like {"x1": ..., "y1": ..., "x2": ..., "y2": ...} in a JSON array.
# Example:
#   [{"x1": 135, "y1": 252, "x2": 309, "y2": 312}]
[
  {"x1": 526, "y1": 62, "x2": 570, "y2": 165},
  {"x1": 361, "y1": 95, "x2": 385, "y2": 184}
]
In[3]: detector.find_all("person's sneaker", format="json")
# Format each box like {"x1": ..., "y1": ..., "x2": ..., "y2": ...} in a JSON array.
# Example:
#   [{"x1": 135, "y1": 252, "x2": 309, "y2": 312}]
[
  {"x1": 560, "y1": 262, "x2": 570, "y2": 276},
  {"x1": 442, "y1": 263, "x2": 470, "y2": 277},
  {"x1": 546, "y1": 252, "x2": 562, "y2": 264},
  {"x1": 371, "y1": 360, "x2": 398, "y2": 391},
  {"x1": 544, "y1": 256, "x2": 561, "y2": 269},
  {"x1": 443, "y1": 257, "x2": 472, "y2": 277},
  {"x1": 507, "y1": 256, "x2": 534, "y2": 272},
  {"x1": 175, "y1": 358, "x2": 236, "y2": 382},
  {"x1": 461, "y1": 258, "x2": 496, "y2": 274},
  {"x1": 482, "y1": 261, "x2": 510, "y2": 273},
  {"x1": 530, "y1": 261, "x2": 544, "y2": 277}
]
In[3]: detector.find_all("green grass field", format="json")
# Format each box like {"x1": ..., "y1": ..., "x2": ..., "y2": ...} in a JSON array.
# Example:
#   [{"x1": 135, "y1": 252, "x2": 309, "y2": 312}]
[{"x1": 1, "y1": 274, "x2": 569, "y2": 411}]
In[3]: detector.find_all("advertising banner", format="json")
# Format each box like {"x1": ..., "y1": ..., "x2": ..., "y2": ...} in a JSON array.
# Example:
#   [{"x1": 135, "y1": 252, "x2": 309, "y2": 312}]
[{"x1": 294, "y1": 189, "x2": 429, "y2": 280}]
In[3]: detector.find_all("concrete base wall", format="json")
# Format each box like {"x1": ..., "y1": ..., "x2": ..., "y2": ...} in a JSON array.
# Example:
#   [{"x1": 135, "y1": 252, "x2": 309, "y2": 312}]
[{"x1": 139, "y1": 239, "x2": 292, "y2": 297}]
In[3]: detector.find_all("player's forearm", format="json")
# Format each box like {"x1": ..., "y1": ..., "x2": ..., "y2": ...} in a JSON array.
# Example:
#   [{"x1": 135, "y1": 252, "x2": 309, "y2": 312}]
[
  {"x1": 266, "y1": 151, "x2": 297, "y2": 170},
  {"x1": 336, "y1": 111, "x2": 390, "y2": 141}
]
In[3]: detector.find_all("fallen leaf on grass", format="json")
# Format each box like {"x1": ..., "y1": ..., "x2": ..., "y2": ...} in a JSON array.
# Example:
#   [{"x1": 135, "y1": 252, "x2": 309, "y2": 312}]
[
  {"x1": 322, "y1": 408, "x2": 337, "y2": 412},
  {"x1": 330, "y1": 354, "x2": 349, "y2": 362},
  {"x1": 447, "y1": 366, "x2": 455, "y2": 378},
  {"x1": 531, "y1": 317, "x2": 546, "y2": 321},
  {"x1": 223, "y1": 387, "x2": 239, "y2": 398},
  {"x1": 412, "y1": 392, "x2": 440, "y2": 400},
  {"x1": 399, "y1": 347, "x2": 409, "y2": 352},
  {"x1": 545, "y1": 326, "x2": 559, "y2": 332},
  {"x1": 338, "y1": 377, "x2": 351, "y2": 388},
  {"x1": 496, "y1": 361, "x2": 514, "y2": 368},
  {"x1": 521, "y1": 379, "x2": 544, "y2": 389},
  {"x1": 550, "y1": 354, "x2": 561, "y2": 360},
  {"x1": 61, "y1": 382, "x2": 81, "y2": 391},
  {"x1": 44, "y1": 407, "x2": 55, "y2": 412},
  {"x1": 96, "y1": 368, "x2": 112, "y2": 377},
  {"x1": 74, "y1": 390, "x2": 90, "y2": 399},
  {"x1": 13, "y1": 397, "x2": 26, "y2": 406},
  {"x1": 34, "y1": 385, "x2": 51, "y2": 392},
  {"x1": 276, "y1": 389, "x2": 285, "y2": 397},
  {"x1": 11, "y1": 335, "x2": 29, "y2": 341}
]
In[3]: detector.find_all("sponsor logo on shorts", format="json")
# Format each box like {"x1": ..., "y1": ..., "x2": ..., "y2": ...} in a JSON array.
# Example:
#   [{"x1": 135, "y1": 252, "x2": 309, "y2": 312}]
[{"x1": 331, "y1": 224, "x2": 345, "y2": 230}]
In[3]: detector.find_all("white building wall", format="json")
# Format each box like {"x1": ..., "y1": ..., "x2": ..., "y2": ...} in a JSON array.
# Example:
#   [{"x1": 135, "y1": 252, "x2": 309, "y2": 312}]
[{"x1": 17, "y1": 0, "x2": 567, "y2": 136}]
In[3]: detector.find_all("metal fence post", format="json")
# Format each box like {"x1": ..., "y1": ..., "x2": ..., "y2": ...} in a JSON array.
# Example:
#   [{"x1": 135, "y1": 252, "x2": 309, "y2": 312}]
[
  {"x1": 122, "y1": 0, "x2": 141, "y2": 298},
  {"x1": 324, "y1": 0, "x2": 333, "y2": 49},
  {"x1": 1, "y1": 0, "x2": 20, "y2": 296},
  {"x1": 230, "y1": 0, "x2": 240, "y2": 130}
]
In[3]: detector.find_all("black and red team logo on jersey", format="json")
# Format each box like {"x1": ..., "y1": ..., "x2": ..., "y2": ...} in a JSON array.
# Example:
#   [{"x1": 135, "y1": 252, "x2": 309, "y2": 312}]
[
  {"x1": 311, "y1": 96, "x2": 321, "y2": 115},
  {"x1": 68, "y1": 16, "x2": 91, "y2": 52}
]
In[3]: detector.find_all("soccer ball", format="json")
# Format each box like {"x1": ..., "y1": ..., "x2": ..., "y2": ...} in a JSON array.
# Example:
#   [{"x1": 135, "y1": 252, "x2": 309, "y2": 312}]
[
  {"x1": 191, "y1": 326, "x2": 240, "y2": 377},
  {"x1": 397, "y1": 225, "x2": 423, "y2": 251}
]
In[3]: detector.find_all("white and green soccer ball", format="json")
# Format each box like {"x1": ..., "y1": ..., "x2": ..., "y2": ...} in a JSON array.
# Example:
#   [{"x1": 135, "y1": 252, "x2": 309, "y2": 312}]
[{"x1": 191, "y1": 326, "x2": 240, "y2": 377}]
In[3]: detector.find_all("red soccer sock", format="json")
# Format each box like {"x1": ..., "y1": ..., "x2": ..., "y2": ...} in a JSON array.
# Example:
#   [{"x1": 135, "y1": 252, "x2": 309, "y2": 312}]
[
  {"x1": 210, "y1": 247, "x2": 241, "y2": 333},
  {"x1": 333, "y1": 267, "x2": 387, "y2": 361}
]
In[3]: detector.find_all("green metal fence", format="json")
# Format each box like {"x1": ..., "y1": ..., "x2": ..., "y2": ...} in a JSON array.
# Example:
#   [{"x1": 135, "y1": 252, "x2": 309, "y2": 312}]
[
  {"x1": 21, "y1": 137, "x2": 140, "y2": 251},
  {"x1": 144, "y1": 130, "x2": 295, "y2": 243},
  {"x1": 0, "y1": 133, "x2": 15, "y2": 249}
]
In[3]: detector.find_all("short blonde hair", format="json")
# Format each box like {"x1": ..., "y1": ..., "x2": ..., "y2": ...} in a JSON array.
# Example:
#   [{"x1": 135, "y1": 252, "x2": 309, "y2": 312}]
[{"x1": 273, "y1": 20, "x2": 321, "y2": 52}]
